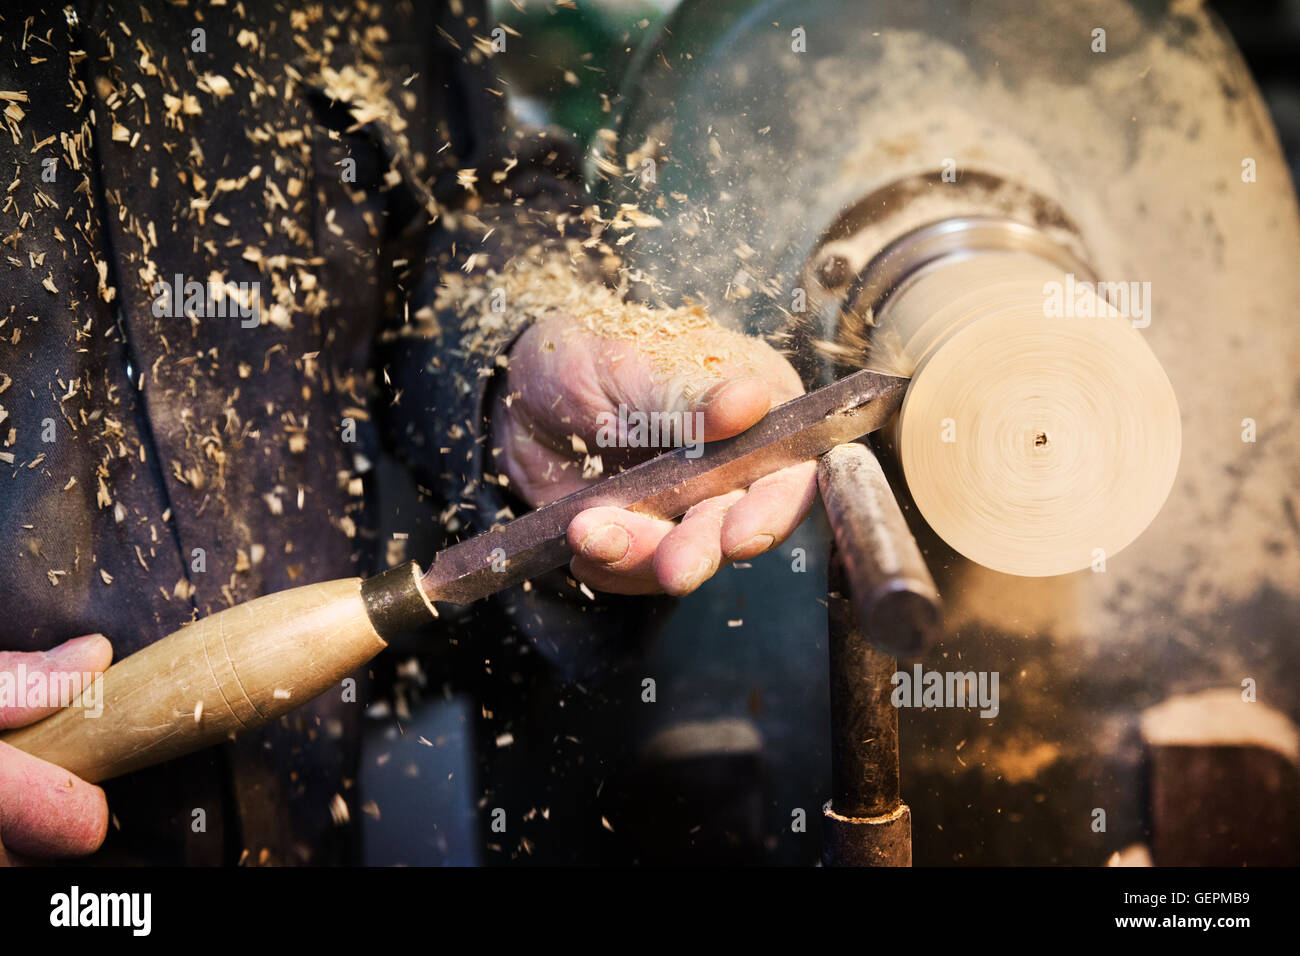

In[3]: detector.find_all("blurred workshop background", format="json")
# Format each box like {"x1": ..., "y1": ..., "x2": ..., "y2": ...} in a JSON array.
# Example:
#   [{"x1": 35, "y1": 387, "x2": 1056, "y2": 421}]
[
  {"x1": 484, "y1": 0, "x2": 1300, "y2": 180},
  {"x1": 359, "y1": 0, "x2": 1300, "y2": 866}
]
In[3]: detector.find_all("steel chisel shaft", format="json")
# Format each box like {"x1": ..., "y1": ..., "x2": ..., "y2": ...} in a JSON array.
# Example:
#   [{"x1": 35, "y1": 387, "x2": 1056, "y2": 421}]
[{"x1": 419, "y1": 368, "x2": 910, "y2": 605}]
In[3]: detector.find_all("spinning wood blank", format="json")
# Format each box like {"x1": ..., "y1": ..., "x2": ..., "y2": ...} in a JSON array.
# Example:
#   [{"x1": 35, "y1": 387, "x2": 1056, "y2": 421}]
[{"x1": 881, "y1": 253, "x2": 1181, "y2": 577}]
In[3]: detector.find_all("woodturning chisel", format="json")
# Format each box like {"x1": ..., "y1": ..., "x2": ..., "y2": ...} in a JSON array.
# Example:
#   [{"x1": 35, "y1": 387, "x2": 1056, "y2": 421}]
[{"x1": 3, "y1": 369, "x2": 913, "y2": 783}]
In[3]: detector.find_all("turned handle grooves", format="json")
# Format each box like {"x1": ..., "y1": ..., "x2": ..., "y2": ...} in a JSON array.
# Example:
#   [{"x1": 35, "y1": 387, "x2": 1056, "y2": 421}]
[{"x1": 0, "y1": 577, "x2": 388, "y2": 783}]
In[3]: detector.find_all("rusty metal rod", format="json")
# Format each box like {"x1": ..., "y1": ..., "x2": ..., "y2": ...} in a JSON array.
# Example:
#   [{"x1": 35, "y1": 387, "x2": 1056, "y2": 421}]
[
  {"x1": 817, "y1": 441, "x2": 941, "y2": 659},
  {"x1": 827, "y1": 556, "x2": 900, "y2": 817},
  {"x1": 822, "y1": 554, "x2": 912, "y2": 866},
  {"x1": 818, "y1": 441, "x2": 938, "y2": 866}
]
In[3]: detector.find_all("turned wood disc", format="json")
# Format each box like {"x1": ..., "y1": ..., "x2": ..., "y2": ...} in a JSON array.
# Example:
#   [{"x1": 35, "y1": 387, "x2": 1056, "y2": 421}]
[{"x1": 890, "y1": 261, "x2": 1181, "y2": 577}]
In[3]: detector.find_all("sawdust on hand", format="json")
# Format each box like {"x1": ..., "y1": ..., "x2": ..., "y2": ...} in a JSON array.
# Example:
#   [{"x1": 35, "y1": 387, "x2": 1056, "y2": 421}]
[{"x1": 439, "y1": 257, "x2": 754, "y2": 385}]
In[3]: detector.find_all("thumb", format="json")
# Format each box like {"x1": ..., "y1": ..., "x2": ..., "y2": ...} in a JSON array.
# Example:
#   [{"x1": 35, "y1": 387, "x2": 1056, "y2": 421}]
[
  {"x1": 687, "y1": 376, "x2": 773, "y2": 442},
  {"x1": 0, "y1": 635, "x2": 114, "y2": 731}
]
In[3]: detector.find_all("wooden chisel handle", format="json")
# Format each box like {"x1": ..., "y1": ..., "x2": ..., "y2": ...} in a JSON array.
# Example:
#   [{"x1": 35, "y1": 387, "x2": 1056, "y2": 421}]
[{"x1": 1, "y1": 576, "x2": 393, "y2": 783}]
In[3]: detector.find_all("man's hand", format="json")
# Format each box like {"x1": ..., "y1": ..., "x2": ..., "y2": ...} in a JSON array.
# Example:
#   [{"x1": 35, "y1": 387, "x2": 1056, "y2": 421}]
[
  {"x1": 493, "y1": 313, "x2": 818, "y2": 596},
  {"x1": 0, "y1": 636, "x2": 113, "y2": 865}
]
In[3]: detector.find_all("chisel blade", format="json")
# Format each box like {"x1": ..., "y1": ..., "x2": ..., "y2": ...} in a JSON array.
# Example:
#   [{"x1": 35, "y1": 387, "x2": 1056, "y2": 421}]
[{"x1": 420, "y1": 368, "x2": 910, "y2": 605}]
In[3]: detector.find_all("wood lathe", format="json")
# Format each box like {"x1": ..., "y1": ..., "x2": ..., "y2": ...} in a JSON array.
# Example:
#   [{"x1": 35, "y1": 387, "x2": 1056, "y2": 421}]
[{"x1": 594, "y1": 0, "x2": 1298, "y2": 866}]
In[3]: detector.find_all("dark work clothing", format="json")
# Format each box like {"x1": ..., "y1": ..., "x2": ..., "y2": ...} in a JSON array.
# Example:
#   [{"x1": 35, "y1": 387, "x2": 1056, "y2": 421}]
[{"x1": 0, "y1": 0, "x2": 647, "y2": 865}]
